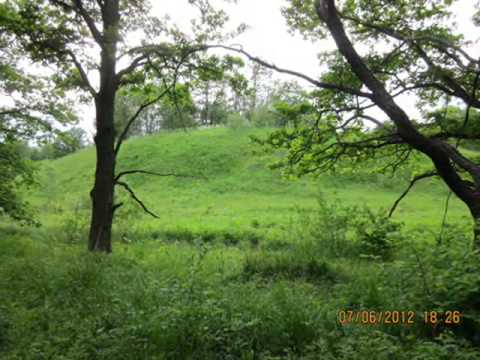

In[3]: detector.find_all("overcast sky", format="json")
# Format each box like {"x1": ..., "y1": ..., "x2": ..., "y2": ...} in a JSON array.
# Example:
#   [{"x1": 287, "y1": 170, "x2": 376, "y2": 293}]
[{"x1": 69, "y1": 0, "x2": 480, "y2": 135}]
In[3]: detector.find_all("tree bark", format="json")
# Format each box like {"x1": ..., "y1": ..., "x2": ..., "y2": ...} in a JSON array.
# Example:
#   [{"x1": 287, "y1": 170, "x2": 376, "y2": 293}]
[
  {"x1": 88, "y1": 0, "x2": 119, "y2": 252},
  {"x1": 88, "y1": 94, "x2": 116, "y2": 252}
]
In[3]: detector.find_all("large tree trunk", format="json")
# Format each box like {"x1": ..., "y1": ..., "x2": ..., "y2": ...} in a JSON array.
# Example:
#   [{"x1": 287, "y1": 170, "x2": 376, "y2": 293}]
[
  {"x1": 88, "y1": 1, "x2": 119, "y2": 252},
  {"x1": 88, "y1": 95, "x2": 116, "y2": 252}
]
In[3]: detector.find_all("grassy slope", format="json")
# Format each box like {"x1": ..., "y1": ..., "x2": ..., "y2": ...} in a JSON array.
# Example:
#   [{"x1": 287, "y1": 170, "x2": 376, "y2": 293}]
[
  {"x1": 32, "y1": 126, "x2": 470, "y2": 238},
  {"x1": 2, "y1": 127, "x2": 479, "y2": 359}
]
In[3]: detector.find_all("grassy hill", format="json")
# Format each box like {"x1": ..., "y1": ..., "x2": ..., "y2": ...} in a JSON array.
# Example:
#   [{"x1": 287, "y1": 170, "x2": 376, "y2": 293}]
[
  {"x1": 31, "y1": 126, "x2": 470, "y2": 241},
  {"x1": 1, "y1": 127, "x2": 479, "y2": 359}
]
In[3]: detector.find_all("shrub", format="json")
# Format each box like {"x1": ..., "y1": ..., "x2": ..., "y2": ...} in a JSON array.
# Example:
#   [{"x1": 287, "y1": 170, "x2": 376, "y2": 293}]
[
  {"x1": 59, "y1": 201, "x2": 89, "y2": 244},
  {"x1": 226, "y1": 113, "x2": 250, "y2": 129},
  {"x1": 353, "y1": 208, "x2": 403, "y2": 260},
  {"x1": 292, "y1": 195, "x2": 357, "y2": 259},
  {"x1": 290, "y1": 193, "x2": 403, "y2": 261},
  {"x1": 250, "y1": 106, "x2": 278, "y2": 127}
]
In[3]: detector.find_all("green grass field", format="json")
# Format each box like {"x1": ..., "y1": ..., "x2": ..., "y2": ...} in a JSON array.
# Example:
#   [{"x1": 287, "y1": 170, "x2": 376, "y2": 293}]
[
  {"x1": 1, "y1": 127, "x2": 479, "y2": 359},
  {"x1": 31, "y1": 127, "x2": 471, "y2": 239}
]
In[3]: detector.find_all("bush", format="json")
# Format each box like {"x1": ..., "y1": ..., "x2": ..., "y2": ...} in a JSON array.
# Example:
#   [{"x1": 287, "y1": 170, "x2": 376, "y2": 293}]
[
  {"x1": 290, "y1": 193, "x2": 403, "y2": 261},
  {"x1": 291, "y1": 194, "x2": 357, "y2": 259},
  {"x1": 250, "y1": 106, "x2": 278, "y2": 127},
  {"x1": 59, "y1": 201, "x2": 89, "y2": 244},
  {"x1": 353, "y1": 208, "x2": 403, "y2": 260},
  {"x1": 226, "y1": 113, "x2": 250, "y2": 129}
]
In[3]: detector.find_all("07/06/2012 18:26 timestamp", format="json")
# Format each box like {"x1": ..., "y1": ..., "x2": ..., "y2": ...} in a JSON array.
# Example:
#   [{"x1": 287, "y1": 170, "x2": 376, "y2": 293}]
[{"x1": 338, "y1": 310, "x2": 462, "y2": 326}]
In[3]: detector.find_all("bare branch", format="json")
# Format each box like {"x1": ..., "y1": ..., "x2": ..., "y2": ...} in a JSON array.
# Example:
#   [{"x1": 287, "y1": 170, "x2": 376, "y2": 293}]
[
  {"x1": 205, "y1": 44, "x2": 374, "y2": 99},
  {"x1": 115, "y1": 170, "x2": 202, "y2": 182},
  {"x1": 112, "y1": 202, "x2": 123, "y2": 215},
  {"x1": 115, "y1": 181, "x2": 159, "y2": 218},
  {"x1": 388, "y1": 171, "x2": 438, "y2": 217},
  {"x1": 114, "y1": 84, "x2": 173, "y2": 157}
]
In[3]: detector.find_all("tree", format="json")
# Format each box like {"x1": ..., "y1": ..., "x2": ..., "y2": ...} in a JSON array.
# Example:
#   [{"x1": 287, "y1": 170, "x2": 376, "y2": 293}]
[
  {"x1": 216, "y1": 0, "x2": 480, "y2": 247},
  {"x1": 1, "y1": 0, "x2": 235, "y2": 252},
  {"x1": 248, "y1": 62, "x2": 273, "y2": 115},
  {"x1": 158, "y1": 84, "x2": 197, "y2": 130},
  {"x1": 0, "y1": 11, "x2": 76, "y2": 224},
  {"x1": 0, "y1": 140, "x2": 36, "y2": 224},
  {"x1": 192, "y1": 54, "x2": 246, "y2": 125},
  {"x1": 114, "y1": 90, "x2": 145, "y2": 139},
  {"x1": 52, "y1": 127, "x2": 89, "y2": 157}
]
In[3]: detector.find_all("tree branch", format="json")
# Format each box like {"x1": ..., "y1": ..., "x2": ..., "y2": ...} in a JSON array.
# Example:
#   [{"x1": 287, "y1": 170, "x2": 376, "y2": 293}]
[
  {"x1": 72, "y1": 0, "x2": 104, "y2": 46},
  {"x1": 116, "y1": 55, "x2": 148, "y2": 84},
  {"x1": 314, "y1": 0, "x2": 477, "y2": 208},
  {"x1": 339, "y1": 12, "x2": 480, "y2": 108},
  {"x1": 205, "y1": 44, "x2": 374, "y2": 99},
  {"x1": 114, "y1": 84, "x2": 173, "y2": 157},
  {"x1": 115, "y1": 181, "x2": 159, "y2": 218},
  {"x1": 388, "y1": 171, "x2": 438, "y2": 217},
  {"x1": 65, "y1": 49, "x2": 97, "y2": 97},
  {"x1": 115, "y1": 169, "x2": 201, "y2": 182}
]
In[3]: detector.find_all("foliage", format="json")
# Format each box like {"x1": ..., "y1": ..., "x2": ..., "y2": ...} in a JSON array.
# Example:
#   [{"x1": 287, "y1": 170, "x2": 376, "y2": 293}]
[
  {"x1": 290, "y1": 192, "x2": 403, "y2": 261},
  {"x1": 0, "y1": 140, "x2": 36, "y2": 224},
  {"x1": 353, "y1": 208, "x2": 403, "y2": 260},
  {"x1": 226, "y1": 113, "x2": 250, "y2": 129},
  {"x1": 1, "y1": 128, "x2": 479, "y2": 357},
  {"x1": 208, "y1": 99, "x2": 230, "y2": 125},
  {"x1": 243, "y1": 250, "x2": 335, "y2": 283},
  {"x1": 159, "y1": 84, "x2": 197, "y2": 130},
  {"x1": 1, "y1": 197, "x2": 480, "y2": 358},
  {"x1": 250, "y1": 105, "x2": 279, "y2": 128},
  {"x1": 31, "y1": 127, "x2": 89, "y2": 160},
  {"x1": 272, "y1": 100, "x2": 316, "y2": 128},
  {"x1": 0, "y1": 0, "x2": 244, "y2": 251},
  {"x1": 27, "y1": 127, "x2": 471, "y2": 244},
  {"x1": 269, "y1": 0, "x2": 480, "y2": 234}
]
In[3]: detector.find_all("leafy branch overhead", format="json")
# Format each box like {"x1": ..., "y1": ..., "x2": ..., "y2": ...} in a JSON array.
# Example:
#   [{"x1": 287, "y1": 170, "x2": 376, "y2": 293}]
[{"x1": 223, "y1": 0, "x2": 480, "y2": 245}]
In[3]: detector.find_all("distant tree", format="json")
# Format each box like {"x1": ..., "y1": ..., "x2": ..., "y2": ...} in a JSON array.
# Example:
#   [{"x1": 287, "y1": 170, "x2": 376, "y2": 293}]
[
  {"x1": 427, "y1": 106, "x2": 480, "y2": 150},
  {"x1": 226, "y1": 112, "x2": 249, "y2": 129},
  {"x1": 159, "y1": 84, "x2": 197, "y2": 129},
  {"x1": 114, "y1": 90, "x2": 144, "y2": 139},
  {"x1": 55, "y1": 127, "x2": 88, "y2": 156},
  {"x1": 248, "y1": 62, "x2": 273, "y2": 115},
  {"x1": 250, "y1": 105, "x2": 278, "y2": 128},
  {"x1": 209, "y1": 98, "x2": 229, "y2": 125},
  {"x1": 193, "y1": 55, "x2": 247, "y2": 125}
]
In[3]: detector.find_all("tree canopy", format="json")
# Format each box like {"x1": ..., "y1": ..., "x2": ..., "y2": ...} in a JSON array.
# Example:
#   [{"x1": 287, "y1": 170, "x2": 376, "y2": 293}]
[{"x1": 229, "y1": 0, "x2": 480, "y2": 245}]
